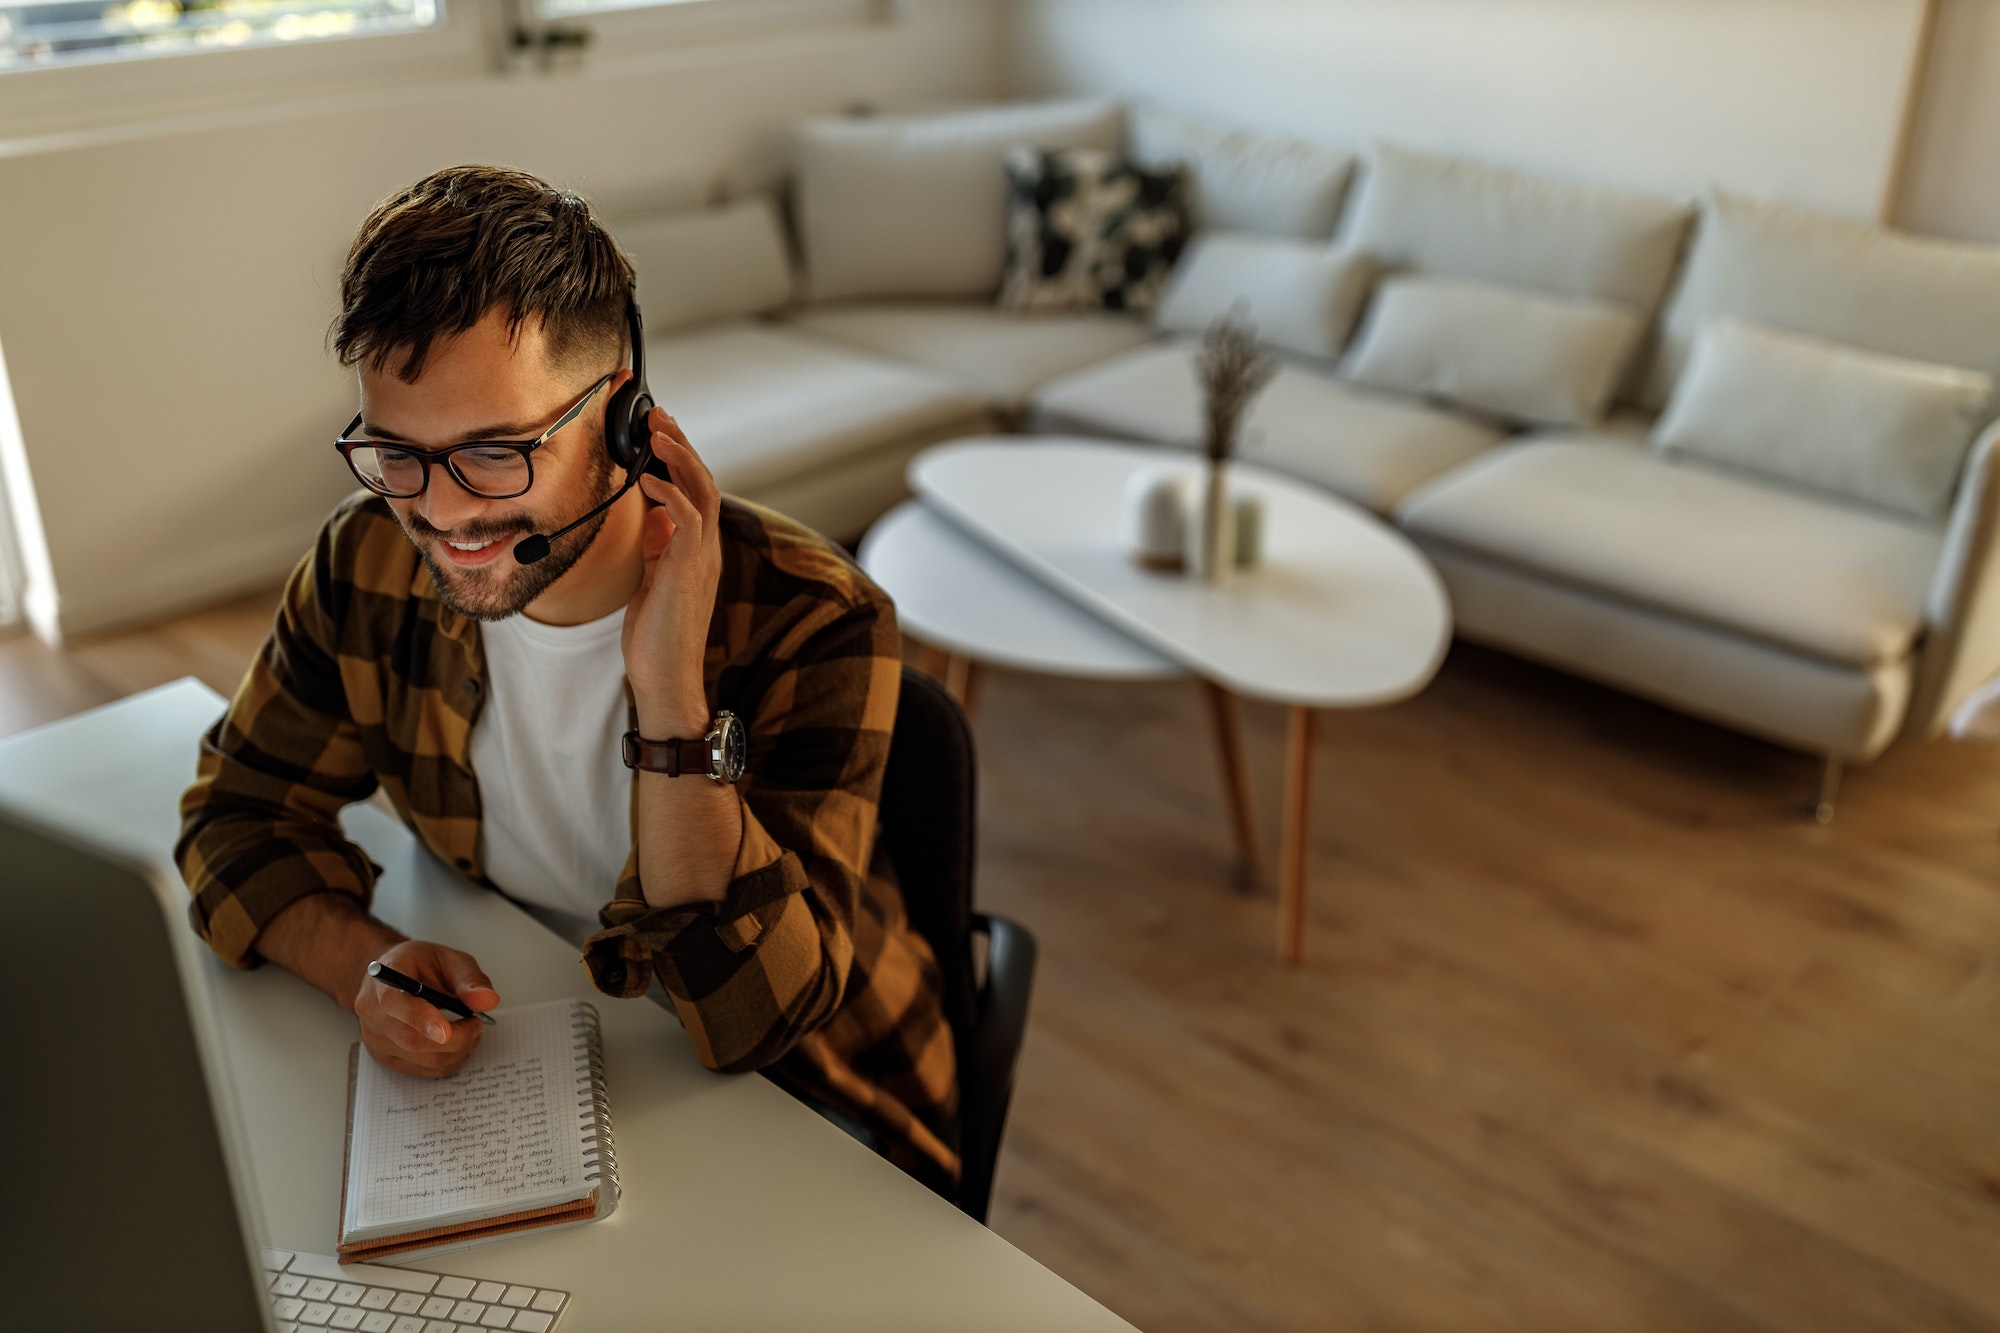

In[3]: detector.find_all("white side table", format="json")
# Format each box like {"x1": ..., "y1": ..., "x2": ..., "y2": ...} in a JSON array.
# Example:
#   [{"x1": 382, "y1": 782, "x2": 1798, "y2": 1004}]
[
  {"x1": 872, "y1": 437, "x2": 1452, "y2": 963},
  {"x1": 859, "y1": 502, "x2": 1267, "y2": 882}
]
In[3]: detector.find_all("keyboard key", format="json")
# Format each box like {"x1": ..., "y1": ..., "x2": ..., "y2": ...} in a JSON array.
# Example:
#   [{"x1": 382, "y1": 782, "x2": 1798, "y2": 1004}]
[
  {"x1": 388, "y1": 1291, "x2": 426, "y2": 1314},
  {"x1": 333, "y1": 1283, "x2": 367, "y2": 1305},
  {"x1": 330, "y1": 1308, "x2": 367, "y2": 1329},
  {"x1": 511, "y1": 1312, "x2": 554, "y2": 1333},
  {"x1": 451, "y1": 1301, "x2": 485, "y2": 1322},
  {"x1": 360, "y1": 1314, "x2": 397, "y2": 1333},
  {"x1": 264, "y1": 1248, "x2": 297, "y2": 1271},
  {"x1": 471, "y1": 1281, "x2": 506, "y2": 1303},
  {"x1": 480, "y1": 1307, "x2": 515, "y2": 1328},
  {"x1": 275, "y1": 1275, "x2": 308, "y2": 1297},
  {"x1": 500, "y1": 1286, "x2": 534, "y2": 1308},
  {"x1": 274, "y1": 1297, "x2": 307, "y2": 1320},
  {"x1": 361, "y1": 1288, "x2": 397, "y2": 1310},
  {"x1": 433, "y1": 1277, "x2": 476, "y2": 1300},
  {"x1": 420, "y1": 1297, "x2": 456, "y2": 1319},
  {"x1": 299, "y1": 1302, "x2": 337, "y2": 1326},
  {"x1": 422, "y1": 1322, "x2": 456, "y2": 1333},
  {"x1": 529, "y1": 1291, "x2": 564, "y2": 1313},
  {"x1": 304, "y1": 1279, "x2": 337, "y2": 1301},
  {"x1": 390, "y1": 1317, "x2": 426, "y2": 1333},
  {"x1": 277, "y1": 1324, "x2": 300, "y2": 1333}
]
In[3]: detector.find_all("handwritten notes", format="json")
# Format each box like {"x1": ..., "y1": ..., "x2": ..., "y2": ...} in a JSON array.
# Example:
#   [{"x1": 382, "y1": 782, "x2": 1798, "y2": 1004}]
[{"x1": 350, "y1": 1000, "x2": 590, "y2": 1231}]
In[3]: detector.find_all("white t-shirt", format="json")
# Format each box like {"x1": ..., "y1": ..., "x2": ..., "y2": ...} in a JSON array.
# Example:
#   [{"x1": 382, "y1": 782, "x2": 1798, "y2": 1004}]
[{"x1": 467, "y1": 606, "x2": 634, "y2": 945}]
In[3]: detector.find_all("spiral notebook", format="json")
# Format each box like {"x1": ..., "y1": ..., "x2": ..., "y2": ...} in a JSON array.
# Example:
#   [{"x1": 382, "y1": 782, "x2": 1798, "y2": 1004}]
[{"x1": 337, "y1": 998, "x2": 620, "y2": 1264}]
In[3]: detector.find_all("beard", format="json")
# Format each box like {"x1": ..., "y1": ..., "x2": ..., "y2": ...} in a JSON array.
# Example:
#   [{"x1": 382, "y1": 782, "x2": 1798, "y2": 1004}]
[{"x1": 405, "y1": 445, "x2": 619, "y2": 621}]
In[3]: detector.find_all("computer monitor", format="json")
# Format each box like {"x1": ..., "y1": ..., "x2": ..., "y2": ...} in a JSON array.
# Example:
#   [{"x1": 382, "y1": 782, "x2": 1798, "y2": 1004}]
[{"x1": 0, "y1": 805, "x2": 273, "y2": 1331}]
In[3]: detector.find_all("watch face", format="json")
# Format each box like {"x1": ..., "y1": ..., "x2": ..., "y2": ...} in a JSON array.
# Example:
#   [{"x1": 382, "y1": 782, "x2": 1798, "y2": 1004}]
[{"x1": 712, "y1": 711, "x2": 748, "y2": 783}]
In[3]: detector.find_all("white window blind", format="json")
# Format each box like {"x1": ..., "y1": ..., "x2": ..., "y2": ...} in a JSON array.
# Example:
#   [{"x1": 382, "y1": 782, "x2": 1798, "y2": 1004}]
[{"x1": 0, "y1": 0, "x2": 439, "y2": 69}]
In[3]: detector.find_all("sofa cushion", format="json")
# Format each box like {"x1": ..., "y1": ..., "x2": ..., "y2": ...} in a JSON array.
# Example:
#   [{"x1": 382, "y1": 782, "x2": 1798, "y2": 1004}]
[
  {"x1": 613, "y1": 197, "x2": 793, "y2": 336},
  {"x1": 646, "y1": 322, "x2": 987, "y2": 496},
  {"x1": 1654, "y1": 317, "x2": 1994, "y2": 522},
  {"x1": 1345, "y1": 141, "x2": 1692, "y2": 318},
  {"x1": 1342, "y1": 275, "x2": 1641, "y2": 428},
  {"x1": 1127, "y1": 103, "x2": 1354, "y2": 239},
  {"x1": 1395, "y1": 436, "x2": 1943, "y2": 669},
  {"x1": 1152, "y1": 234, "x2": 1375, "y2": 362},
  {"x1": 783, "y1": 301, "x2": 1156, "y2": 407},
  {"x1": 1642, "y1": 189, "x2": 2000, "y2": 412},
  {"x1": 999, "y1": 146, "x2": 1190, "y2": 313},
  {"x1": 1030, "y1": 340, "x2": 1506, "y2": 512},
  {"x1": 794, "y1": 99, "x2": 1124, "y2": 303}
]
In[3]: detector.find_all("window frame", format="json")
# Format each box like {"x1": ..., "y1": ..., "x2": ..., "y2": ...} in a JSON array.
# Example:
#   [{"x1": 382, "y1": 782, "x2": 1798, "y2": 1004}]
[{"x1": 0, "y1": 0, "x2": 890, "y2": 143}]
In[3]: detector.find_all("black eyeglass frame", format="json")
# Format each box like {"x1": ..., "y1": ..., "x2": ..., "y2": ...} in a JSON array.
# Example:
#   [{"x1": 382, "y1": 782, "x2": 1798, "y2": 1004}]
[{"x1": 333, "y1": 371, "x2": 616, "y2": 501}]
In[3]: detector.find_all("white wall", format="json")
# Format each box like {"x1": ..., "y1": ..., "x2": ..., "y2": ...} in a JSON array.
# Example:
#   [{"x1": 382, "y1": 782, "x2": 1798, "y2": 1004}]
[
  {"x1": 0, "y1": 0, "x2": 1000, "y2": 639},
  {"x1": 1897, "y1": 0, "x2": 2000, "y2": 242},
  {"x1": 1005, "y1": 0, "x2": 1930, "y2": 220}
]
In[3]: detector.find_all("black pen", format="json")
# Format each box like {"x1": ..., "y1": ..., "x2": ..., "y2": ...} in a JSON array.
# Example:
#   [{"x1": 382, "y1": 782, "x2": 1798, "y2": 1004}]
[{"x1": 365, "y1": 961, "x2": 498, "y2": 1026}]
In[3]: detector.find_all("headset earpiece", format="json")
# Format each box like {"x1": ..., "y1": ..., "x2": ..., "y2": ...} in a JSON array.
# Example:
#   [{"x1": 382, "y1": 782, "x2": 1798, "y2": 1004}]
[{"x1": 602, "y1": 297, "x2": 656, "y2": 476}]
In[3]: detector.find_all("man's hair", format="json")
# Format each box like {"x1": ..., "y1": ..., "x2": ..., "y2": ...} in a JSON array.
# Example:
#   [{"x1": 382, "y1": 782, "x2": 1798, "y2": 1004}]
[{"x1": 333, "y1": 165, "x2": 634, "y2": 384}]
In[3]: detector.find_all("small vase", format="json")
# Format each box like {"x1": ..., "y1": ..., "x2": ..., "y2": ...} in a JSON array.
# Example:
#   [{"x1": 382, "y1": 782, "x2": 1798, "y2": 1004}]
[
  {"x1": 1187, "y1": 461, "x2": 1235, "y2": 584},
  {"x1": 1232, "y1": 491, "x2": 1265, "y2": 571},
  {"x1": 1123, "y1": 466, "x2": 1189, "y2": 571}
]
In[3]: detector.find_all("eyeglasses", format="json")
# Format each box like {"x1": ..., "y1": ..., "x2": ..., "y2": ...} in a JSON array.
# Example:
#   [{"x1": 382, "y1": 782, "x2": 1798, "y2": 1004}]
[{"x1": 334, "y1": 373, "x2": 615, "y2": 500}]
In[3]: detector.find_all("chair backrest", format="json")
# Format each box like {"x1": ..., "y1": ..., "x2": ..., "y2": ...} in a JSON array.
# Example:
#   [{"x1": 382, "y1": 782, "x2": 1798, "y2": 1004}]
[{"x1": 876, "y1": 666, "x2": 980, "y2": 1134}]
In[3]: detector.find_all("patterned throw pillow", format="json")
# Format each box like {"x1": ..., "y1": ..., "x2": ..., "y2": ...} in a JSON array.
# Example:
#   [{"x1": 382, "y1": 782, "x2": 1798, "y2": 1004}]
[{"x1": 998, "y1": 146, "x2": 1191, "y2": 312}]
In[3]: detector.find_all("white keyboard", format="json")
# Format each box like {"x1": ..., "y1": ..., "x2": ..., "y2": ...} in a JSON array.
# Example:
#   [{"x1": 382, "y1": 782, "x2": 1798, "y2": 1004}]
[{"x1": 262, "y1": 1249, "x2": 570, "y2": 1333}]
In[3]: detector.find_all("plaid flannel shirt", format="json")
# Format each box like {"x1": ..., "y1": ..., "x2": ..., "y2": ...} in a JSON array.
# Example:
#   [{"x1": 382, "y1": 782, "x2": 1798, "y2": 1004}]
[{"x1": 177, "y1": 491, "x2": 959, "y2": 1187}]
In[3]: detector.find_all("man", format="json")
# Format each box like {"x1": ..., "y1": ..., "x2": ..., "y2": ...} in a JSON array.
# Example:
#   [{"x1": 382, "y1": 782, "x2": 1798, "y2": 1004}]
[{"x1": 177, "y1": 165, "x2": 957, "y2": 1191}]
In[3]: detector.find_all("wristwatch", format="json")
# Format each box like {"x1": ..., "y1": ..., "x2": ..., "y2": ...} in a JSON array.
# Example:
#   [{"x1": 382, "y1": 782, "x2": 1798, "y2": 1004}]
[{"x1": 621, "y1": 711, "x2": 747, "y2": 784}]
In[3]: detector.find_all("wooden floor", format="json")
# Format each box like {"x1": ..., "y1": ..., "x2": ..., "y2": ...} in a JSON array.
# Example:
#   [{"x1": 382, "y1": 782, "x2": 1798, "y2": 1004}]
[{"x1": 6, "y1": 592, "x2": 2000, "y2": 1332}]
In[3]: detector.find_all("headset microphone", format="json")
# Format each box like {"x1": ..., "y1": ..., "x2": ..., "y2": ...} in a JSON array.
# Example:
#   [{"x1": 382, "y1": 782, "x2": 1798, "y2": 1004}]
[{"x1": 512, "y1": 294, "x2": 665, "y2": 567}]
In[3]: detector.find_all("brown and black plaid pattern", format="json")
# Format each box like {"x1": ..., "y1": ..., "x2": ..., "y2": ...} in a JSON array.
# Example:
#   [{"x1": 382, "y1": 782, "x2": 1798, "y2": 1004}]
[{"x1": 179, "y1": 491, "x2": 959, "y2": 1187}]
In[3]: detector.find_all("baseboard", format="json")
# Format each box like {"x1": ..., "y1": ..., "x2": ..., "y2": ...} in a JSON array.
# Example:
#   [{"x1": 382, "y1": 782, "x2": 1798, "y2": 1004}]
[{"x1": 46, "y1": 522, "x2": 314, "y2": 640}]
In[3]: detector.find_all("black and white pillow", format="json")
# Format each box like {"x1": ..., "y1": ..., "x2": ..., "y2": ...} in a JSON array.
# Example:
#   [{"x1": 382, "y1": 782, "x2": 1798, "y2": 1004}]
[{"x1": 998, "y1": 146, "x2": 1190, "y2": 312}]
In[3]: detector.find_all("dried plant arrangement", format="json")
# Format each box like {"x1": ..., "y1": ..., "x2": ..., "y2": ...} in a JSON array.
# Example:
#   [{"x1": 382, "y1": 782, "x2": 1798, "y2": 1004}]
[
  {"x1": 1196, "y1": 309, "x2": 1277, "y2": 464},
  {"x1": 1190, "y1": 310, "x2": 1275, "y2": 582}
]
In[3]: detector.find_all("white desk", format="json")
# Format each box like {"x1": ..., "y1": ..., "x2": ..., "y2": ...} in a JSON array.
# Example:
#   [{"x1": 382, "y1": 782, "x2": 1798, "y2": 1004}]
[{"x1": 0, "y1": 679, "x2": 1133, "y2": 1332}]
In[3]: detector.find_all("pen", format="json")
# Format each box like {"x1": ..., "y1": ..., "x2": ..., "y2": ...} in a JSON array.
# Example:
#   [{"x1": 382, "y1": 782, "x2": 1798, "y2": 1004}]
[{"x1": 365, "y1": 961, "x2": 498, "y2": 1026}]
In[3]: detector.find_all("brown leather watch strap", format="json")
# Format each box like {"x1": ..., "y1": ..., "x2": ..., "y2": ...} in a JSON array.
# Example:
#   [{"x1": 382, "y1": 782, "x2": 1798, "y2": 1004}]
[{"x1": 621, "y1": 730, "x2": 712, "y2": 776}]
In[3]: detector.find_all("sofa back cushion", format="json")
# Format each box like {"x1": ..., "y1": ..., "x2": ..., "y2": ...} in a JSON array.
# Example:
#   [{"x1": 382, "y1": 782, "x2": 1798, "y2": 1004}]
[
  {"x1": 1153, "y1": 234, "x2": 1375, "y2": 361},
  {"x1": 1653, "y1": 317, "x2": 1994, "y2": 523},
  {"x1": 1345, "y1": 142, "x2": 1692, "y2": 319},
  {"x1": 794, "y1": 99, "x2": 1125, "y2": 302},
  {"x1": 614, "y1": 197, "x2": 793, "y2": 335},
  {"x1": 1641, "y1": 190, "x2": 2000, "y2": 414},
  {"x1": 1342, "y1": 274, "x2": 1642, "y2": 429},
  {"x1": 1127, "y1": 103, "x2": 1354, "y2": 240}
]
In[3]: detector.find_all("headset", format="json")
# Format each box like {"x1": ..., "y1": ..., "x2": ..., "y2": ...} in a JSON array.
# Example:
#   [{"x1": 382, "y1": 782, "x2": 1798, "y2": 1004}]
[{"x1": 513, "y1": 295, "x2": 668, "y2": 566}]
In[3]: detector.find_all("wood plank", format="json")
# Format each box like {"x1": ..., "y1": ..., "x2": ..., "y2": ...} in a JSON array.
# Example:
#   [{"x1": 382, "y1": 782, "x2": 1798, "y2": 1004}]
[{"x1": 7, "y1": 595, "x2": 2000, "y2": 1331}]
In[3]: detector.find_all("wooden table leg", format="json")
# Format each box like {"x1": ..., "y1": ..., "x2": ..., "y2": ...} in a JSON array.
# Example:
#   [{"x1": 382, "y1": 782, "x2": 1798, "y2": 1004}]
[
  {"x1": 1279, "y1": 706, "x2": 1315, "y2": 966},
  {"x1": 1199, "y1": 680, "x2": 1262, "y2": 882},
  {"x1": 938, "y1": 653, "x2": 983, "y2": 720},
  {"x1": 914, "y1": 642, "x2": 950, "y2": 683},
  {"x1": 957, "y1": 660, "x2": 983, "y2": 721}
]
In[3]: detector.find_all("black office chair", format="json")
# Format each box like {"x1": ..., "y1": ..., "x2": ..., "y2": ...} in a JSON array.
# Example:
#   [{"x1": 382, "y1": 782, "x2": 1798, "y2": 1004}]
[{"x1": 877, "y1": 665, "x2": 1038, "y2": 1224}]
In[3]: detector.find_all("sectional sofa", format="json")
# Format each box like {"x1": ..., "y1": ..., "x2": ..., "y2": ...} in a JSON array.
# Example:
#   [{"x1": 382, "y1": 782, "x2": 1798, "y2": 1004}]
[{"x1": 608, "y1": 98, "x2": 2000, "y2": 813}]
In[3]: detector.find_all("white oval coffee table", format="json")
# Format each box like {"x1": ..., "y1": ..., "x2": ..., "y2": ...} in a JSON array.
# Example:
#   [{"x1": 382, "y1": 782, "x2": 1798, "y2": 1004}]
[{"x1": 871, "y1": 436, "x2": 1451, "y2": 965}]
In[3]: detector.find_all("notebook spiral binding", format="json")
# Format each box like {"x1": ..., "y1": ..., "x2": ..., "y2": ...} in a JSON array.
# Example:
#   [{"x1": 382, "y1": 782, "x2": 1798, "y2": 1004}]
[{"x1": 571, "y1": 1002, "x2": 620, "y2": 1202}]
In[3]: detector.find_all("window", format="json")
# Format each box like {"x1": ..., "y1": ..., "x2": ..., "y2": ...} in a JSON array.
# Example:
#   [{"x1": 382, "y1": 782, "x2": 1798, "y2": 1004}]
[
  {"x1": 534, "y1": 0, "x2": 702, "y2": 17},
  {"x1": 0, "y1": 0, "x2": 440, "y2": 69}
]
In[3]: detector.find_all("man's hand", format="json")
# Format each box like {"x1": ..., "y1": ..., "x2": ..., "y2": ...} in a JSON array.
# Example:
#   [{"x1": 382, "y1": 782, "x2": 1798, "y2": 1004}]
[
  {"x1": 352, "y1": 938, "x2": 500, "y2": 1078},
  {"x1": 623, "y1": 406, "x2": 724, "y2": 740}
]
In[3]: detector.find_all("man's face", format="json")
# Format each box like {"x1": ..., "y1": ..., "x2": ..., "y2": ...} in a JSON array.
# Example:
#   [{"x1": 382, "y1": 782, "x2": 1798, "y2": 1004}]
[{"x1": 357, "y1": 310, "x2": 621, "y2": 620}]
